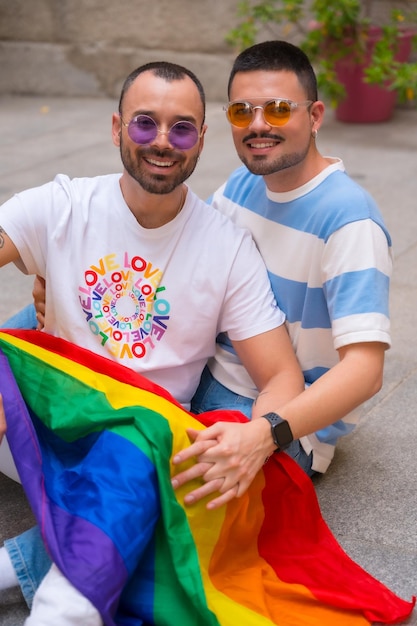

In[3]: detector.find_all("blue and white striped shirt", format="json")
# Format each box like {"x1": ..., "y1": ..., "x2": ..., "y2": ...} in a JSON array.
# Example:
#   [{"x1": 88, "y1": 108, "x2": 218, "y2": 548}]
[{"x1": 207, "y1": 160, "x2": 392, "y2": 472}]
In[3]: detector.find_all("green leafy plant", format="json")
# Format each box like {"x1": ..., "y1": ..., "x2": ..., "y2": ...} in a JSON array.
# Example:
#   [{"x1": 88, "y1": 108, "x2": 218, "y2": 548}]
[{"x1": 226, "y1": 0, "x2": 417, "y2": 107}]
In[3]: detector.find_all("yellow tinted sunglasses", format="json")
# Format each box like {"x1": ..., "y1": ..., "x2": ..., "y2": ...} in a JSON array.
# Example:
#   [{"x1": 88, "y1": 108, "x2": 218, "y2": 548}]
[{"x1": 224, "y1": 99, "x2": 313, "y2": 128}]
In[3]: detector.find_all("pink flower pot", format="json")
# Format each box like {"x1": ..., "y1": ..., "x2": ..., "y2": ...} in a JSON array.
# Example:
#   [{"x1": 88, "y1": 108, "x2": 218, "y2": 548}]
[{"x1": 335, "y1": 27, "x2": 414, "y2": 123}]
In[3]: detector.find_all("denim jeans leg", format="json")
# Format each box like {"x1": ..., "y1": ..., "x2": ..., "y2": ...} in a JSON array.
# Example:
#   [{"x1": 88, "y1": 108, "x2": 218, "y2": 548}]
[
  {"x1": 191, "y1": 366, "x2": 254, "y2": 418},
  {"x1": 2, "y1": 304, "x2": 38, "y2": 330},
  {"x1": 4, "y1": 526, "x2": 52, "y2": 608},
  {"x1": 283, "y1": 440, "x2": 315, "y2": 477}
]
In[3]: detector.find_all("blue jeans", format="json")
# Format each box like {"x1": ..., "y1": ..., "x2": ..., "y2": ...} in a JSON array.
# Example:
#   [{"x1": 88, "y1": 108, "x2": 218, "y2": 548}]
[
  {"x1": 192, "y1": 366, "x2": 314, "y2": 476},
  {"x1": 2, "y1": 303, "x2": 37, "y2": 330},
  {"x1": 4, "y1": 527, "x2": 51, "y2": 608}
]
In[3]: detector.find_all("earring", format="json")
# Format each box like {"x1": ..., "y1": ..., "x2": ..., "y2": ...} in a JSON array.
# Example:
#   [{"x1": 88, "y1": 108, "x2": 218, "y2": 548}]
[{"x1": 312, "y1": 129, "x2": 318, "y2": 139}]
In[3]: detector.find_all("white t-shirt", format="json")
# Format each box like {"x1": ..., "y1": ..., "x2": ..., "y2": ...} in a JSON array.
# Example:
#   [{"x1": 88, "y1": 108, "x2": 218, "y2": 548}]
[{"x1": 0, "y1": 173, "x2": 284, "y2": 407}]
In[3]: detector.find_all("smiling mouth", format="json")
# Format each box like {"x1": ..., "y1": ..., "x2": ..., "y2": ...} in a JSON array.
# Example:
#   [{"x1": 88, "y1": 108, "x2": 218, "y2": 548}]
[
  {"x1": 145, "y1": 157, "x2": 175, "y2": 168},
  {"x1": 247, "y1": 140, "x2": 278, "y2": 149}
]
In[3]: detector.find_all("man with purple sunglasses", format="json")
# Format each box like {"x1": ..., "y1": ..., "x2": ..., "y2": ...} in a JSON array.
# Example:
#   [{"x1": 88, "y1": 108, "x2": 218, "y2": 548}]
[{"x1": 0, "y1": 61, "x2": 304, "y2": 624}]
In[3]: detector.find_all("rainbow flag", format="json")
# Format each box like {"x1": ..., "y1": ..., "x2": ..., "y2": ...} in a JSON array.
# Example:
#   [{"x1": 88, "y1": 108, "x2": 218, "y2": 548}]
[{"x1": 0, "y1": 329, "x2": 414, "y2": 625}]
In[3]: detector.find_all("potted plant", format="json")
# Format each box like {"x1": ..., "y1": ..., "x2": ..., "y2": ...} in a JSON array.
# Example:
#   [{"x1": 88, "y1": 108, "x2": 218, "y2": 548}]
[{"x1": 226, "y1": 0, "x2": 417, "y2": 123}]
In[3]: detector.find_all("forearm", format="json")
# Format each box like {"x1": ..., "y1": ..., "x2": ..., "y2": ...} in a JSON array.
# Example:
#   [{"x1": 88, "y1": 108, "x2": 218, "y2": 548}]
[
  {"x1": 233, "y1": 324, "x2": 304, "y2": 423},
  {"x1": 276, "y1": 342, "x2": 385, "y2": 441},
  {"x1": 251, "y1": 368, "x2": 305, "y2": 421}
]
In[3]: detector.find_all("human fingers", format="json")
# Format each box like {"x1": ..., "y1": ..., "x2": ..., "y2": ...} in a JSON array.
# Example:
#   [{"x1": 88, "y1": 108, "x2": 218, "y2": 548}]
[
  {"x1": 205, "y1": 483, "x2": 240, "y2": 510},
  {"x1": 181, "y1": 477, "x2": 225, "y2": 506},
  {"x1": 33, "y1": 275, "x2": 46, "y2": 329},
  {"x1": 201, "y1": 457, "x2": 259, "y2": 497},
  {"x1": 171, "y1": 461, "x2": 213, "y2": 490},
  {"x1": 36, "y1": 314, "x2": 45, "y2": 331},
  {"x1": 172, "y1": 435, "x2": 218, "y2": 466}
]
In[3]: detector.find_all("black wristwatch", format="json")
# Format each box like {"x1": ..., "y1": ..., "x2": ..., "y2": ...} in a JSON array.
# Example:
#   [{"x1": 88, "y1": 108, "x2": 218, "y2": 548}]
[{"x1": 262, "y1": 413, "x2": 293, "y2": 451}]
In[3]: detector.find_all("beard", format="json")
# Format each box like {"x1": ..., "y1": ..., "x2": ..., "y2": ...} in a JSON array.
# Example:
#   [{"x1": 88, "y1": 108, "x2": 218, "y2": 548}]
[
  {"x1": 237, "y1": 134, "x2": 310, "y2": 176},
  {"x1": 120, "y1": 139, "x2": 200, "y2": 195}
]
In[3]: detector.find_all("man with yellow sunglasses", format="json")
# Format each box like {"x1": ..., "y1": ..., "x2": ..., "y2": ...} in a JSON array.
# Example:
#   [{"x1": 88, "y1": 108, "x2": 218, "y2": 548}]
[{"x1": 173, "y1": 40, "x2": 392, "y2": 500}]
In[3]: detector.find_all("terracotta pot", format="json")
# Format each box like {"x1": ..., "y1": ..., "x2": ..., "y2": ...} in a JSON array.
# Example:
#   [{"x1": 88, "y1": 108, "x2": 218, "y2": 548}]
[{"x1": 335, "y1": 27, "x2": 414, "y2": 123}]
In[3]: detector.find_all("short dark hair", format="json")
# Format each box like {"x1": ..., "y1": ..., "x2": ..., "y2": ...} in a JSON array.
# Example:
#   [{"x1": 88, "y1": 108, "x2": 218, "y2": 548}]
[
  {"x1": 228, "y1": 40, "x2": 318, "y2": 102},
  {"x1": 119, "y1": 61, "x2": 206, "y2": 121}
]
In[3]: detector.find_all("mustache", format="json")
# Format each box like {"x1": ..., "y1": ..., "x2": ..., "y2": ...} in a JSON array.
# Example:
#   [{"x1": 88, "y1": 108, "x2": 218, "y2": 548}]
[
  {"x1": 243, "y1": 132, "x2": 285, "y2": 143},
  {"x1": 140, "y1": 147, "x2": 184, "y2": 160}
]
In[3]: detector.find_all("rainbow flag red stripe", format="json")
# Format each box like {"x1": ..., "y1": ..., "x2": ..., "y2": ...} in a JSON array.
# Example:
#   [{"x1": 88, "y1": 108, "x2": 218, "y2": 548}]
[{"x1": 0, "y1": 329, "x2": 414, "y2": 625}]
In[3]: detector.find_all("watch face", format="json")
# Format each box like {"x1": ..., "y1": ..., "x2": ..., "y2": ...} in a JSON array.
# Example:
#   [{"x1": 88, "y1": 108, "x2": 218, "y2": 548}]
[
  {"x1": 273, "y1": 419, "x2": 293, "y2": 450},
  {"x1": 263, "y1": 413, "x2": 293, "y2": 450}
]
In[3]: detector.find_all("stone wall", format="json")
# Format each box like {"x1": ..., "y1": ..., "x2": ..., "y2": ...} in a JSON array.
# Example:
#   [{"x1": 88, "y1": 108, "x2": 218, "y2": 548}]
[
  {"x1": 0, "y1": 0, "x2": 412, "y2": 101},
  {"x1": 0, "y1": 0, "x2": 241, "y2": 100}
]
